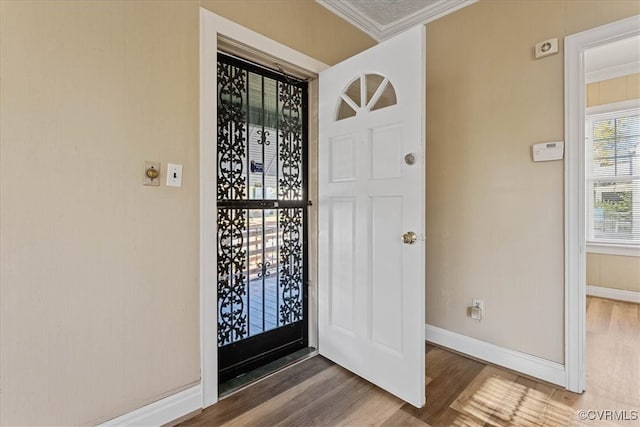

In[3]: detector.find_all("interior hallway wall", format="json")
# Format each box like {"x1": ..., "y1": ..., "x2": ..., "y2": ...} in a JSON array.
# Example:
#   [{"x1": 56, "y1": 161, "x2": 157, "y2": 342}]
[{"x1": 425, "y1": 0, "x2": 640, "y2": 363}]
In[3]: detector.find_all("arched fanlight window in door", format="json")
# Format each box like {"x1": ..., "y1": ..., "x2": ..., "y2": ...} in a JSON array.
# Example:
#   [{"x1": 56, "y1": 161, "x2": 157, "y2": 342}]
[{"x1": 336, "y1": 73, "x2": 397, "y2": 121}]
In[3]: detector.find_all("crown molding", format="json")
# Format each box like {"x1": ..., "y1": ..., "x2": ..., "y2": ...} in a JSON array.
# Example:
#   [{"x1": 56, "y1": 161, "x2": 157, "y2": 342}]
[
  {"x1": 586, "y1": 61, "x2": 640, "y2": 84},
  {"x1": 317, "y1": 0, "x2": 477, "y2": 42}
]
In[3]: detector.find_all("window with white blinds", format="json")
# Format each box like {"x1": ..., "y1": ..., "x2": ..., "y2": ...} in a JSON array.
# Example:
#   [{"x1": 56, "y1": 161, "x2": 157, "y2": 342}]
[{"x1": 586, "y1": 107, "x2": 640, "y2": 246}]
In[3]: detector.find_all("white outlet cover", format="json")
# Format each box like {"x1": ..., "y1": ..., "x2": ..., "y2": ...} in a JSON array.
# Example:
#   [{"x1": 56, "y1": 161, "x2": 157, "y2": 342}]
[
  {"x1": 471, "y1": 298, "x2": 484, "y2": 321},
  {"x1": 166, "y1": 163, "x2": 183, "y2": 187}
]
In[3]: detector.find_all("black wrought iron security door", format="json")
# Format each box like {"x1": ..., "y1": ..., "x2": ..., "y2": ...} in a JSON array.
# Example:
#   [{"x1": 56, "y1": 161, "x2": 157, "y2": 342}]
[{"x1": 216, "y1": 53, "x2": 308, "y2": 383}]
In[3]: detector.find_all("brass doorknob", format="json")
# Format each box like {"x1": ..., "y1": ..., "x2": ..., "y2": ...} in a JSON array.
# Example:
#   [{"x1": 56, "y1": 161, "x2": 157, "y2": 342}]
[{"x1": 402, "y1": 231, "x2": 417, "y2": 245}]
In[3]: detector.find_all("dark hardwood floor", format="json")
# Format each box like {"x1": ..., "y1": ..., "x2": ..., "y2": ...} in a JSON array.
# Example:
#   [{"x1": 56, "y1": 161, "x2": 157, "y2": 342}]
[{"x1": 179, "y1": 297, "x2": 639, "y2": 426}]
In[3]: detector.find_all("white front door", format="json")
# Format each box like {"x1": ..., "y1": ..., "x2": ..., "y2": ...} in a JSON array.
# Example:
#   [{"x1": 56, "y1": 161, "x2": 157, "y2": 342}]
[{"x1": 318, "y1": 26, "x2": 426, "y2": 408}]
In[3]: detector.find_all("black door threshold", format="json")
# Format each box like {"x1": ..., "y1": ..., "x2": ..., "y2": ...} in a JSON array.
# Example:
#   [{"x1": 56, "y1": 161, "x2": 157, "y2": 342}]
[{"x1": 219, "y1": 347, "x2": 316, "y2": 398}]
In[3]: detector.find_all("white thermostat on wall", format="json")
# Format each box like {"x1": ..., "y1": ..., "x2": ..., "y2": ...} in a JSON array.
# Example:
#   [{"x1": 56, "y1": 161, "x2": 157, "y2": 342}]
[{"x1": 532, "y1": 141, "x2": 564, "y2": 162}]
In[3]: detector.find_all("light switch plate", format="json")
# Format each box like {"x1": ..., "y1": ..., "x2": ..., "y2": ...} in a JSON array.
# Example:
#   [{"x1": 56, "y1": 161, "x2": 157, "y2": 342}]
[
  {"x1": 144, "y1": 161, "x2": 161, "y2": 186},
  {"x1": 166, "y1": 163, "x2": 183, "y2": 187}
]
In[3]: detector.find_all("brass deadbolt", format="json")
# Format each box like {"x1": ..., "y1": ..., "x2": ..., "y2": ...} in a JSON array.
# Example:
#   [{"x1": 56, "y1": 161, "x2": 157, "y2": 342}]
[{"x1": 146, "y1": 167, "x2": 160, "y2": 179}]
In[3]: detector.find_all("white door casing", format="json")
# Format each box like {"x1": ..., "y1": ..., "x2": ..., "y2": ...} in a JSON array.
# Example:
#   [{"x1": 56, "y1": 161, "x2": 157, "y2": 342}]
[
  {"x1": 318, "y1": 26, "x2": 426, "y2": 407},
  {"x1": 200, "y1": 8, "x2": 328, "y2": 408},
  {"x1": 564, "y1": 14, "x2": 640, "y2": 394}
]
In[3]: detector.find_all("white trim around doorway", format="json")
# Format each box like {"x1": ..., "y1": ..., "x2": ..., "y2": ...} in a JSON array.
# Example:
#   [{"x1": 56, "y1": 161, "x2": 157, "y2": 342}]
[
  {"x1": 564, "y1": 14, "x2": 640, "y2": 394},
  {"x1": 199, "y1": 7, "x2": 329, "y2": 410}
]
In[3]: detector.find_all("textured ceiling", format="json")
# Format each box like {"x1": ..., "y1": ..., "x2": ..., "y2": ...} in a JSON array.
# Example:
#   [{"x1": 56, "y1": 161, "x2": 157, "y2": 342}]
[
  {"x1": 317, "y1": 0, "x2": 476, "y2": 41},
  {"x1": 347, "y1": 0, "x2": 442, "y2": 26}
]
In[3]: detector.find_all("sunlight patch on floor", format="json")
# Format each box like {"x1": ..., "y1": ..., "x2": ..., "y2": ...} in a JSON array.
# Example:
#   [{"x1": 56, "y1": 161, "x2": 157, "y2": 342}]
[{"x1": 450, "y1": 367, "x2": 574, "y2": 426}]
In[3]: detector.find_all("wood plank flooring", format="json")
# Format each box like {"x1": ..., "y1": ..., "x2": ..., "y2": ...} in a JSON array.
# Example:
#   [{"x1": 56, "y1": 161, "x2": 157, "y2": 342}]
[{"x1": 180, "y1": 297, "x2": 639, "y2": 426}]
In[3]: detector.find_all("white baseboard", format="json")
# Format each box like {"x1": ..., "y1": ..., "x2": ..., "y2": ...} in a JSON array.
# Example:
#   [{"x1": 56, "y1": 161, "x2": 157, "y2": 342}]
[
  {"x1": 587, "y1": 285, "x2": 640, "y2": 303},
  {"x1": 97, "y1": 385, "x2": 201, "y2": 427},
  {"x1": 425, "y1": 324, "x2": 566, "y2": 387}
]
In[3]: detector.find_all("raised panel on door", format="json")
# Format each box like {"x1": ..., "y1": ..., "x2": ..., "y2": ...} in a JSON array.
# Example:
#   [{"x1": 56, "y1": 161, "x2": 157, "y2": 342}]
[
  {"x1": 370, "y1": 195, "x2": 404, "y2": 354},
  {"x1": 328, "y1": 197, "x2": 356, "y2": 333}
]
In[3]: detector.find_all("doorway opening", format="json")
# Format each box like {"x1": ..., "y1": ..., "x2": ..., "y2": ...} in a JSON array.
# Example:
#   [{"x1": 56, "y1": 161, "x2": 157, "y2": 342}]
[
  {"x1": 582, "y1": 34, "x2": 640, "y2": 401},
  {"x1": 216, "y1": 52, "x2": 311, "y2": 388},
  {"x1": 564, "y1": 14, "x2": 640, "y2": 393},
  {"x1": 583, "y1": 37, "x2": 640, "y2": 289}
]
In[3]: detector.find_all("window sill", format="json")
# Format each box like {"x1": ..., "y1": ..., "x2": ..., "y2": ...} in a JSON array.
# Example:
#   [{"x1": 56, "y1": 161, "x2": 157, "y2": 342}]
[{"x1": 586, "y1": 243, "x2": 640, "y2": 257}]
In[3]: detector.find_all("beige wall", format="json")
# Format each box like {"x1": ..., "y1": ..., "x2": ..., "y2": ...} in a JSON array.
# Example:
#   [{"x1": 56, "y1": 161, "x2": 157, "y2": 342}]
[
  {"x1": 201, "y1": 0, "x2": 376, "y2": 66},
  {"x1": 425, "y1": 0, "x2": 640, "y2": 364},
  {"x1": 587, "y1": 73, "x2": 640, "y2": 106},
  {"x1": 0, "y1": 1, "x2": 372, "y2": 425},
  {"x1": 0, "y1": 2, "x2": 201, "y2": 424},
  {"x1": 587, "y1": 253, "x2": 640, "y2": 291}
]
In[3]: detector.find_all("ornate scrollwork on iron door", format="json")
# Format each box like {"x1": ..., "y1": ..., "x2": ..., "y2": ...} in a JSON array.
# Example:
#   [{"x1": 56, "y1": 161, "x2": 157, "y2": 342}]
[
  {"x1": 217, "y1": 53, "x2": 307, "y2": 353},
  {"x1": 217, "y1": 208, "x2": 248, "y2": 346},
  {"x1": 279, "y1": 208, "x2": 303, "y2": 325},
  {"x1": 278, "y1": 84, "x2": 303, "y2": 201},
  {"x1": 217, "y1": 62, "x2": 247, "y2": 201}
]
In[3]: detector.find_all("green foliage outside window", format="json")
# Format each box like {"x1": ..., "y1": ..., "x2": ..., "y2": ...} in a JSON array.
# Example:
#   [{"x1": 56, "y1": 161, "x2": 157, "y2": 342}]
[{"x1": 594, "y1": 190, "x2": 631, "y2": 214}]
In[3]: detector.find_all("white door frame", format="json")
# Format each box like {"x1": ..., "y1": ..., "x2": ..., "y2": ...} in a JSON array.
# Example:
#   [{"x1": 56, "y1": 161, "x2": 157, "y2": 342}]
[
  {"x1": 563, "y1": 14, "x2": 640, "y2": 393},
  {"x1": 199, "y1": 8, "x2": 328, "y2": 407}
]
